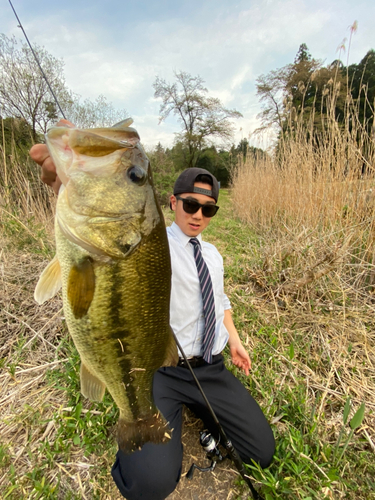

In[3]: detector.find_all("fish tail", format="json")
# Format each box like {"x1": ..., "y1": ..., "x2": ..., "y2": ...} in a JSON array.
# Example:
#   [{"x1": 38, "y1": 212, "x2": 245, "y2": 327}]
[{"x1": 117, "y1": 412, "x2": 172, "y2": 454}]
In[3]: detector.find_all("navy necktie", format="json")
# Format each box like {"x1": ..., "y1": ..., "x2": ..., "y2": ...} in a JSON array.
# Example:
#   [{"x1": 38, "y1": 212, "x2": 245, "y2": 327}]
[{"x1": 190, "y1": 238, "x2": 216, "y2": 363}]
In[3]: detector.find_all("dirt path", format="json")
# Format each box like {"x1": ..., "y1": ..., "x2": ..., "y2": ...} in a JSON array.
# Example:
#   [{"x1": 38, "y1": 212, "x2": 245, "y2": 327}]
[{"x1": 167, "y1": 410, "x2": 249, "y2": 500}]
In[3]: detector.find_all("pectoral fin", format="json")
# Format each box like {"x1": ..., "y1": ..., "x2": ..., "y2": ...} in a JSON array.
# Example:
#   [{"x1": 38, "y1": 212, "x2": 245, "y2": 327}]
[
  {"x1": 80, "y1": 362, "x2": 106, "y2": 401},
  {"x1": 34, "y1": 255, "x2": 62, "y2": 304},
  {"x1": 67, "y1": 258, "x2": 95, "y2": 319}
]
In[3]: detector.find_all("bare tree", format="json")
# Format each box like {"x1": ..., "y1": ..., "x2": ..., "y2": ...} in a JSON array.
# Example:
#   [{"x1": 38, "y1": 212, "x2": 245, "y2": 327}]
[
  {"x1": 67, "y1": 94, "x2": 128, "y2": 129},
  {"x1": 153, "y1": 71, "x2": 242, "y2": 168},
  {"x1": 0, "y1": 34, "x2": 71, "y2": 139},
  {"x1": 255, "y1": 67, "x2": 292, "y2": 133}
]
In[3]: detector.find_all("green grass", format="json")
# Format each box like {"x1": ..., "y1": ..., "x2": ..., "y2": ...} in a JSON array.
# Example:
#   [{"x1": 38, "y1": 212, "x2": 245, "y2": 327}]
[
  {"x1": 203, "y1": 190, "x2": 374, "y2": 499},
  {"x1": 1, "y1": 333, "x2": 119, "y2": 499},
  {"x1": 1, "y1": 188, "x2": 374, "y2": 499},
  {"x1": 0, "y1": 206, "x2": 54, "y2": 256},
  {"x1": 43, "y1": 344, "x2": 119, "y2": 459}
]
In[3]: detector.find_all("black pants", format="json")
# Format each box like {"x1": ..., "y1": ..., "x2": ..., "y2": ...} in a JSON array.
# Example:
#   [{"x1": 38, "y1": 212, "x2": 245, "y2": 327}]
[{"x1": 111, "y1": 355, "x2": 275, "y2": 500}]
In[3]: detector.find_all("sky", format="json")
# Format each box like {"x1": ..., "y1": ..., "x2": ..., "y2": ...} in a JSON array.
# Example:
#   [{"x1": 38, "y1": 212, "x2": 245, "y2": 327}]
[{"x1": 2, "y1": 0, "x2": 374, "y2": 149}]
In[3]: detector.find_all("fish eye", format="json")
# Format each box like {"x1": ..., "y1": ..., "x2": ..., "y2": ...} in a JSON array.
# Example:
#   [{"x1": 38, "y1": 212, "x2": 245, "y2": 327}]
[{"x1": 127, "y1": 165, "x2": 147, "y2": 185}]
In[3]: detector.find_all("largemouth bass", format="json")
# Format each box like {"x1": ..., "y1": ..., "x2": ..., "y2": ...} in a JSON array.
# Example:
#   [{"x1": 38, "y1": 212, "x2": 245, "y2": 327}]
[{"x1": 35, "y1": 119, "x2": 178, "y2": 453}]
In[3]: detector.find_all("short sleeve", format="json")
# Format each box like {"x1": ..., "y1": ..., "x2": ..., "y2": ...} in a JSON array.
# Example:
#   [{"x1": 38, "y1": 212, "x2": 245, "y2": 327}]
[{"x1": 223, "y1": 292, "x2": 231, "y2": 310}]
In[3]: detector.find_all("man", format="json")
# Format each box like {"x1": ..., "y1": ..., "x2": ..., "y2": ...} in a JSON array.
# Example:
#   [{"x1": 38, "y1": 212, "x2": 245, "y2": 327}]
[{"x1": 30, "y1": 139, "x2": 275, "y2": 500}]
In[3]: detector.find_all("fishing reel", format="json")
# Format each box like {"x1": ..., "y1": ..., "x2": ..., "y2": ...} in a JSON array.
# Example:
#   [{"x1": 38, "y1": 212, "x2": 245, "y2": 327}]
[{"x1": 186, "y1": 430, "x2": 228, "y2": 480}]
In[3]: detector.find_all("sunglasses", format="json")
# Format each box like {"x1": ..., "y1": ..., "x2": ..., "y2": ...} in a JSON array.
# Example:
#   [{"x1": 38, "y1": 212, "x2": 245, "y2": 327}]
[{"x1": 176, "y1": 196, "x2": 220, "y2": 218}]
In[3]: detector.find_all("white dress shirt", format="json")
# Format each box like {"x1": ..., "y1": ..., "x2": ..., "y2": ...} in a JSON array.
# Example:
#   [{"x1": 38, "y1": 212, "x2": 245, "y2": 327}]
[{"x1": 167, "y1": 222, "x2": 231, "y2": 358}]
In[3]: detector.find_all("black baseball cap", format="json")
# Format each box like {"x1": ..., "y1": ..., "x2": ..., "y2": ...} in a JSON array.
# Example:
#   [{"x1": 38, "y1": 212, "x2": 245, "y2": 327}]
[{"x1": 173, "y1": 168, "x2": 219, "y2": 202}]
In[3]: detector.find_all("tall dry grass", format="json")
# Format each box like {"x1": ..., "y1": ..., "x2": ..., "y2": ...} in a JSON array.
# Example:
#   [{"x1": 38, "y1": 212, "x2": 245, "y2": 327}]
[
  {"x1": 232, "y1": 80, "x2": 375, "y2": 296},
  {"x1": 232, "y1": 87, "x2": 375, "y2": 236},
  {"x1": 0, "y1": 119, "x2": 55, "y2": 248},
  {"x1": 231, "y1": 81, "x2": 375, "y2": 470}
]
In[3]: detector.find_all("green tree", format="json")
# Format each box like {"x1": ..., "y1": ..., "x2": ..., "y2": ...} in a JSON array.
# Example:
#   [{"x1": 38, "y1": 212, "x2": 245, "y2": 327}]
[
  {"x1": 294, "y1": 43, "x2": 312, "y2": 63},
  {"x1": 232, "y1": 138, "x2": 268, "y2": 163},
  {"x1": 256, "y1": 44, "x2": 347, "y2": 135},
  {"x1": 153, "y1": 71, "x2": 242, "y2": 169},
  {"x1": 1, "y1": 116, "x2": 34, "y2": 158},
  {"x1": 195, "y1": 145, "x2": 231, "y2": 186},
  {"x1": 347, "y1": 49, "x2": 375, "y2": 133},
  {"x1": 284, "y1": 45, "x2": 321, "y2": 114},
  {"x1": 146, "y1": 142, "x2": 179, "y2": 205}
]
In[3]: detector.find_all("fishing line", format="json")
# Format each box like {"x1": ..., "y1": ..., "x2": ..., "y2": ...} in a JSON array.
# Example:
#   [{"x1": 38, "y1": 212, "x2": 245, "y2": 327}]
[
  {"x1": 172, "y1": 332, "x2": 264, "y2": 500},
  {"x1": 8, "y1": 0, "x2": 67, "y2": 120}
]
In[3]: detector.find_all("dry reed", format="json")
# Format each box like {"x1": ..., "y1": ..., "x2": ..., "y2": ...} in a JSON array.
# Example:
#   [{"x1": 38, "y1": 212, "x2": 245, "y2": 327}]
[
  {"x1": 231, "y1": 84, "x2": 375, "y2": 463},
  {"x1": 0, "y1": 119, "x2": 55, "y2": 239}
]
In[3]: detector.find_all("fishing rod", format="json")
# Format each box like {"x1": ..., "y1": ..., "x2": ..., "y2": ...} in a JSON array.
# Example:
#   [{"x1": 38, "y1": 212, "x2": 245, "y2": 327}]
[
  {"x1": 8, "y1": 0, "x2": 67, "y2": 120},
  {"x1": 172, "y1": 332, "x2": 264, "y2": 500}
]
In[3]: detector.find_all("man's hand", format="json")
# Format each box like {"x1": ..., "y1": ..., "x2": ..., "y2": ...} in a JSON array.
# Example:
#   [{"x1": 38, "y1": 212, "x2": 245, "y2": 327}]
[
  {"x1": 224, "y1": 309, "x2": 251, "y2": 376},
  {"x1": 29, "y1": 119, "x2": 74, "y2": 194},
  {"x1": 29, "y1": 144, "x2": 61, "y2": 194},
  {"x1": 229, "y1": 341, "x2": 251, "y2": 376}
]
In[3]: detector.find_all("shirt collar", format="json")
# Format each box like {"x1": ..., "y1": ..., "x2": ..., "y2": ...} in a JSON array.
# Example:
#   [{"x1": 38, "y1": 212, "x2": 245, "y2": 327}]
[{"x1": 170, "y1": 222, "x2": 203, "y2": 248}]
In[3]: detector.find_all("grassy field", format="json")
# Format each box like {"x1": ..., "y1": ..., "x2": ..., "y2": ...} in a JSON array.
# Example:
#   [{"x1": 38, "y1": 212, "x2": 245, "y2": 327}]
[
  {"x1": 0, "y1": 187, "x2": 255, "y2": 500},
  {"x1": 226, "y1": 83, "x2": 375, "y2": 498},
  {"x1": 213, "y1": 191, "x2": 375, "y2": 499},
  {"x1": 1, "y1": 184, "x2": 374, "y2": 499},
  {"x1": 1, "y1": 88, "x2": 375, "y2": 498}
]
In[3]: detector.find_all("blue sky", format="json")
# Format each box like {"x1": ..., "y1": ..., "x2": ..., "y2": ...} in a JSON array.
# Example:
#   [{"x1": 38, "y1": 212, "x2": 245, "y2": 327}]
[{"x1": 2, "y1": 0, "x2": 374, "y2": 148}]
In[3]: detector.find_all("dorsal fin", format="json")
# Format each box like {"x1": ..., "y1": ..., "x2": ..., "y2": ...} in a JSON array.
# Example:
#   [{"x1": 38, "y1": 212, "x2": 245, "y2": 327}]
[{"x1": 111, "y1": 118, "x2": 134, "y2": 128}]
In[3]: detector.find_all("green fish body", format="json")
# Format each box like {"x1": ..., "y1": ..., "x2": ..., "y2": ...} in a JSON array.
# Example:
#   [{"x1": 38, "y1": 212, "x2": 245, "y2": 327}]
[{"x1": 35, "y1": 121, "x2": 177, "y2": 453}]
